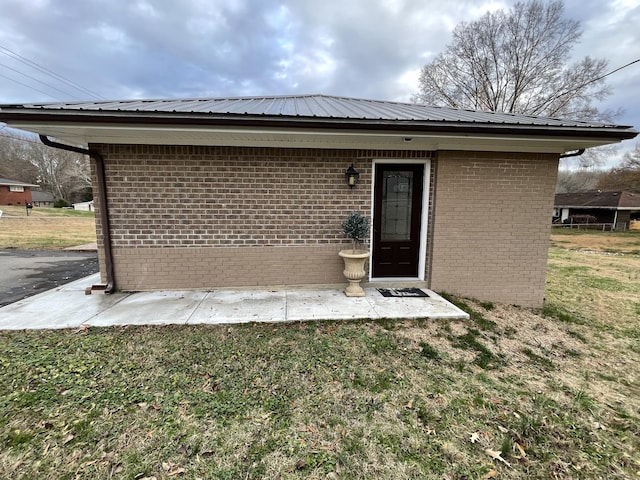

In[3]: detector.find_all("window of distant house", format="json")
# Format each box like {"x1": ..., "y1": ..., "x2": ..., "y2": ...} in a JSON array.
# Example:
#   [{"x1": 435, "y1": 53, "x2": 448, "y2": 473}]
[{"x1": 9, "y1": 186, "x2": 24, "y2": 192}]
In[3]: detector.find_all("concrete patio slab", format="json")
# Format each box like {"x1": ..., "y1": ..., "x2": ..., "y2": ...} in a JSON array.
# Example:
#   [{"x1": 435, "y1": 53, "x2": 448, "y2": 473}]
[
  {"x1": 365, "y1": 288, "x2": 468, "y2": 319},
  {"x1": 189, "y1": 290, "x2": 287, "y2": 324},
  {"x1": 86, "y1": 290, "x2": 208, "y2": 327},
  {"x1": 64, "y1": 242, "x2": 98, "y2": 252},
  {"x1": 286, "y1": 289, "x2": 379, "y2": 321},
  {"x1": 58, "y1": 272, "x2": 101, "y2": 291},
  {"x1": 0, "y1": 274, "x2": 129, "y2": 330},
  {"x1": 0, "y1": 274, "x2": 469, "y2": 331}
]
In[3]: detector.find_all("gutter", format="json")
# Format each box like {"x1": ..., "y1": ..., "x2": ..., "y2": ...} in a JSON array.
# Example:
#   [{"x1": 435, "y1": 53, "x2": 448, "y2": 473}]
[
  {"x1": 559, "y1": 148, "x2": 586, "y2": 158},
  {"x1": 39, "y1": 135, "x2": 114, "y2": 294}
]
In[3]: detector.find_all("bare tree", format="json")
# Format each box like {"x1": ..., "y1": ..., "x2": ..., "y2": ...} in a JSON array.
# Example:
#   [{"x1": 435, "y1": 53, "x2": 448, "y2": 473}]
[
  {"x1": 565, "y1": 144, "x2": 619, "y2": 170},
  {"x1": 29, "y1": 141, "x2": 91, "y2": 203},
  {"x1": 597, "y1": 143, "x2": 640, "y2": 192},
  {"x1": 0, "y1": 130, "x2": 90, "y2": 202},
  {"x1": 0, "y1": 133, "x2": 39, "y2": 182},
  {"x1": 556, "y1": 169, "x2": 603, "y2": 193},
  {"x1": 414, "y1": 0, "x2": 616, "y2": 123},
  {"x1": 620, "y1": 143, "x2": 640, "y2": 170}
]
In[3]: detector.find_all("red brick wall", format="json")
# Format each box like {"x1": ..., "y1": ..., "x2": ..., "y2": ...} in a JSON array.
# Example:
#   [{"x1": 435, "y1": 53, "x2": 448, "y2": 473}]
[
  {"x1": 430, "y1": 151, "x2": 559, "y2": 307},
  {"x1": 0, "y1": 186, "x2": 32, "y2": 205}
]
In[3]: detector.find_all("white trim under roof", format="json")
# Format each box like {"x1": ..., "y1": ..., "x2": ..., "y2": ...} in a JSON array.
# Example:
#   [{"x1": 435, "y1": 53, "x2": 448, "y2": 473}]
[{"x1": 6, "y1": 122, "x2": 625, "y2": 154}]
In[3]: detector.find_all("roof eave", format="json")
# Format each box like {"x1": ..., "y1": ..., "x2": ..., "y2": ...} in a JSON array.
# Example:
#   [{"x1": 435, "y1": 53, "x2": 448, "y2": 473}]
[
  {"x1": 0, "y1": 183, "x2": 39, "y2": 187},
  {"x1": 1, "y1": 109, "x2": 637, "y2": 155},
  {"x1": 0, "y1": 108, "x2": 636, "y2": 141}
]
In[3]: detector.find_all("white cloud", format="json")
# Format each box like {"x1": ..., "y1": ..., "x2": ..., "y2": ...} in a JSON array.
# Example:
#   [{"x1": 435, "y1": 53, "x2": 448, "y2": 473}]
[{"x1": 0, "y1": 0, "x2": 636, "y2": 163}]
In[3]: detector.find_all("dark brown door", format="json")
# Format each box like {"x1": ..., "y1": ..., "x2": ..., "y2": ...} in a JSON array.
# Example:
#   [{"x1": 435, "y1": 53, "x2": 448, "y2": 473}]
[{"x1": 372, "y1": 164, "x2": 424, "y2": 277}]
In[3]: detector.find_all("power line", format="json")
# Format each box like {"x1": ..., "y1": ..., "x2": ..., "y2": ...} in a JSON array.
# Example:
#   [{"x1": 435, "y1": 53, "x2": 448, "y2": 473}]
[
  {"x1": 0, "y1": 71, "x2": 60, "y2": 100},
  {"x1": 0, "y1": 61, "x2": 83, "y2": 100},
  {"x1": 547, "y1": 57, "x2": 640, "y2": 109},
  {"x1": 0, "y1": 44, "x2": 106, "y2": 100},
  {"x1": 594, "y1": 58, "x2": 640, "y2": 83}
]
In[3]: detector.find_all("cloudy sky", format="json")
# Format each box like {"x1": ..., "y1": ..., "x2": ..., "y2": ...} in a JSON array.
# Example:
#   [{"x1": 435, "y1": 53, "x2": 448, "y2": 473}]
[{"x1": 0, "y1": 0, "x2": 638, "y2": 164}]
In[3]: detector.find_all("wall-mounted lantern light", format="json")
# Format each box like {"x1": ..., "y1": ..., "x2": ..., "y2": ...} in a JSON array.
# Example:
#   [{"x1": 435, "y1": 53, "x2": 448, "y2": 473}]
[{"x1": 345, "y1": 164, "x2": 360, "y2": 188}]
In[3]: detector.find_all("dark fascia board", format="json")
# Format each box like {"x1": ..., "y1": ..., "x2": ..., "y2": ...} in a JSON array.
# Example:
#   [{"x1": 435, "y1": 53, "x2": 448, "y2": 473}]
[{"x1": 0, "y1": 107, "x2": 637, "y2": 141}]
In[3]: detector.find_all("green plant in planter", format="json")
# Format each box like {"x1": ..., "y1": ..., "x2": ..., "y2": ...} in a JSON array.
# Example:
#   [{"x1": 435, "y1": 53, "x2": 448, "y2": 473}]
[{"x1": 342, "y1": 211, "x2": 370, "y2": 253}]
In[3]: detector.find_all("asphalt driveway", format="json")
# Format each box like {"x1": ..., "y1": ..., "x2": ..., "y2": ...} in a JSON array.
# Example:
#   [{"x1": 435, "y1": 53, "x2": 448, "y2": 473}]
[{"x1": 0, "y1": 249, "x2": 98, "y2": 307}]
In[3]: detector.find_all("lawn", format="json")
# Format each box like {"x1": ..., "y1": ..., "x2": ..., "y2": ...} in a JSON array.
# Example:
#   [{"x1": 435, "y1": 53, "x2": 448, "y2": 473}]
[
  {"x1": 0, "y1": 205, "x2": 96, "y2": 249},
  {"x1": 1, "y1": 232, "x2": 639, "y2": 479},
  {"x1": 551, "y1": 226, "x2": 640, "y2": 255}
]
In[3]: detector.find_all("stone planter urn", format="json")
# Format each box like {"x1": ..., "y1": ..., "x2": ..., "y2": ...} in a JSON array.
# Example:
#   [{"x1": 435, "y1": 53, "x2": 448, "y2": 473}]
[
  {"x1": 339, "y1": 249, "x2": 370, "y2": 297},
  {"x1": 339, "y1": 211, "x2": 371, "y2": 297}
]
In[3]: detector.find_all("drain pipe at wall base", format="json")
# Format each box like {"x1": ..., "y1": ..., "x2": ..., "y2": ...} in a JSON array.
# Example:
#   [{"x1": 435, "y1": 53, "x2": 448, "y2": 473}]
[{"x1": 39, "y1": 135, "x2": 114, "y2": 294}]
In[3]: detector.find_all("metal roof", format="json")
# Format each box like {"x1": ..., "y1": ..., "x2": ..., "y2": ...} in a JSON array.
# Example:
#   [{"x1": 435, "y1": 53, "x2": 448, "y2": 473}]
[
  {"x1": 555, "y1": 191, "x2": 640, "y2": 209},
  {"x1": 2, "y1": 94, "x2": 631, "y2": 129}
]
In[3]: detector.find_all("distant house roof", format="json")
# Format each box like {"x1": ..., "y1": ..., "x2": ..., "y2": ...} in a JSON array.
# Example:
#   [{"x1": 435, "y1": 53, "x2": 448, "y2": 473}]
[
  {"x1": 555, "y1": 191, "x2": 640, "y2": 210},
  {"x1": 0, "y1": 177, "x2": 39, "y2": 188},
  {"x1": 0, "y1": 94, "x2": 636, "y2": 154},
  {"x1": 31, "y1": 190, "x2": 54, "y2": 202}
]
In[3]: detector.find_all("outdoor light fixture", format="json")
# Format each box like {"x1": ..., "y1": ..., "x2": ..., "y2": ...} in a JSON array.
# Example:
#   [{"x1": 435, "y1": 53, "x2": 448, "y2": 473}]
[{"x1": 345, "y1": 164, "x2": 360, "y2": 188}]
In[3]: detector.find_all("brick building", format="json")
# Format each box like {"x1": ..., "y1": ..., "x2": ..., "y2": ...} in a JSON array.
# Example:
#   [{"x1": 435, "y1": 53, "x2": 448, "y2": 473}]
[
  {"x1": 0, "y1": 95, "x2": 636, "y2": 307},
  {"x1": 554, "y1": 190, "x2": 640, "y2": 230},
  {"x1": 0, "y1": 177, "x2": 39, "y2": 205}
]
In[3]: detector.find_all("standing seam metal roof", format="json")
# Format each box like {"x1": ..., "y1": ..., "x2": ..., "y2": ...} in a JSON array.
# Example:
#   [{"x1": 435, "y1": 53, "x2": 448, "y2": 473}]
[{"x1": 3, "y1": 94, "x2": 631, "y2": 129}]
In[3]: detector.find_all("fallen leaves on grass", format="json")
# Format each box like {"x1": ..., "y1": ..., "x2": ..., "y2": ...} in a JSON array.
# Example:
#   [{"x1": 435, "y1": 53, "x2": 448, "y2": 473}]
[
  {"x1": 485, "y1": 449, "x2": 511, "y2": 467},
  {"x1": 162, "y1": 462, "x2": 185, "y2": 476},
  {"x1": 513, "y1": 442, "x2": 527, "y2": 459}
]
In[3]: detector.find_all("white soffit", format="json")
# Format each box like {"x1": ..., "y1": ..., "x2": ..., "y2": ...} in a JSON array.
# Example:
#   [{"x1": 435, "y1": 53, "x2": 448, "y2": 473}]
[{"x1": 11, "y1": 122, "x2": 622, "y2": 154}]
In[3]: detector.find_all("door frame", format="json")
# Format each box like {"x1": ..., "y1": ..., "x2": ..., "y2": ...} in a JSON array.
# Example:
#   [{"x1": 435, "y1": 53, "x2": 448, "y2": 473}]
[{"x1": 369, "y1": 159, "x2": 431, "y2": 281}]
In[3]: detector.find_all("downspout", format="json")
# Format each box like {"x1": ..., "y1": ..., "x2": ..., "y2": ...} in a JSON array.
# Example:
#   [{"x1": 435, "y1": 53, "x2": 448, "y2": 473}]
[
  {"x1": 39, "y1": 135, "x2": 114, "y2": 293},
  {"x1": 559, "y1": 149, "x2": 585, "y2": 159}
]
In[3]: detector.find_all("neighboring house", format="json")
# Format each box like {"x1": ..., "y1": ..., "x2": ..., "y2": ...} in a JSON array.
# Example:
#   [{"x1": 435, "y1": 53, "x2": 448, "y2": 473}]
[
  {"x1": 0, "y1": 177, "x2": 39, "y2": 205},
  {"x1": 31, "y1": 190, "x2": 55, "y2": 207},
  {"x1": 0, "y1": 95, "x2": 636, "y2": 307},
  {"x1": 553, "y1": 190, "x2": 640, "y2": 230},
  {"x1": 73, "y1": 200, "x2": 94, "y2": 211}
]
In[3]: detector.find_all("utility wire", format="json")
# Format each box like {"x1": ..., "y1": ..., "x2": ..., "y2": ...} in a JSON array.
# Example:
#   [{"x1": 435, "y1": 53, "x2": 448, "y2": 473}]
[
  {"x1": 0, "y1": 71, "x2": 59, "y2": 100},
  {"x1": 0, "y1": 61, "x2": 83, "y2": 100},
  {"x1": 593, "y1": 58, "x2": 640, "y2": 83},
  {"x1": 0, "y1": 44, "x2": 106, "y2": 100},
  {"x1": 540, "y1": 57, "x2": 640, "y2": 111}
]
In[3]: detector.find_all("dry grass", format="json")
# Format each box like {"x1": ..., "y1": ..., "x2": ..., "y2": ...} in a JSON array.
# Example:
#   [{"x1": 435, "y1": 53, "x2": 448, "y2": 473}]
[
  {"x1": 546, "y1": 249, "x2": 640, "y2": 332},
  {"x1": 551, "y1": 227, "x2": 640, "y2": 255},
  {"x1": 0, "y1": 232, "x2": 639, "y2": 478},
  {"x1": 0, "y1": 205, "x2": 96, "y2": 250}
]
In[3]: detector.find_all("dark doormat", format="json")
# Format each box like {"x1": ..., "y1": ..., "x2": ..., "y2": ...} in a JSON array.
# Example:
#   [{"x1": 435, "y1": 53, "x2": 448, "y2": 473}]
[{"x1": 377, "y1": 288, "x2": 429, "y2": 298}]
